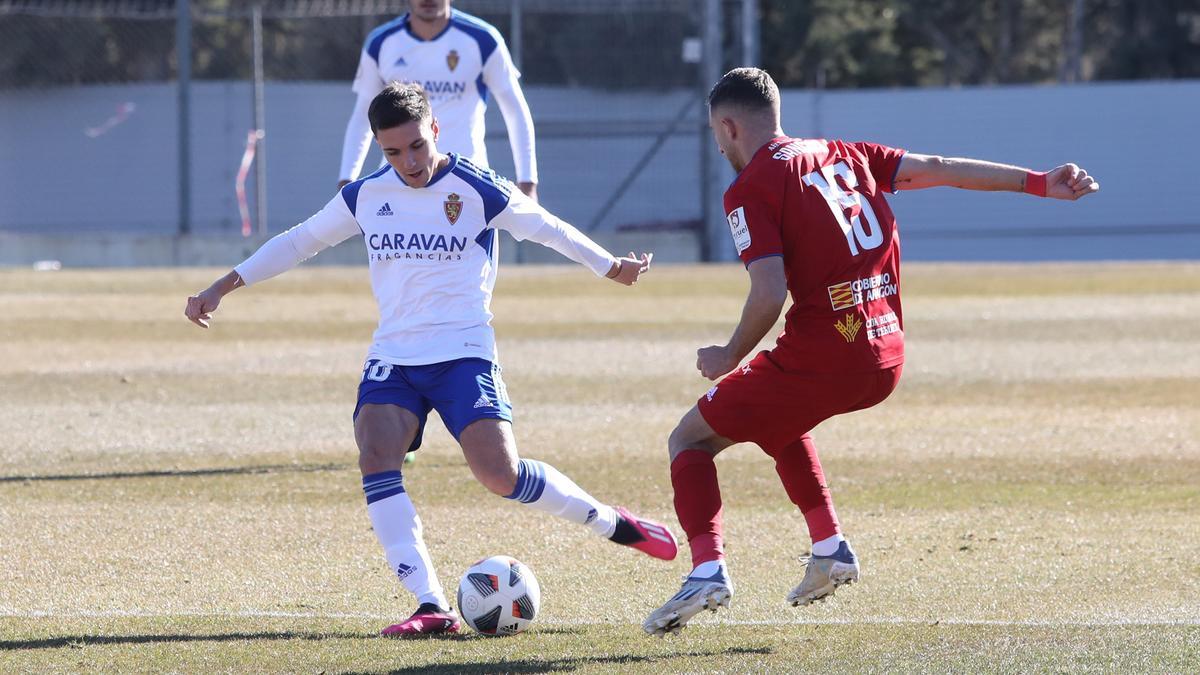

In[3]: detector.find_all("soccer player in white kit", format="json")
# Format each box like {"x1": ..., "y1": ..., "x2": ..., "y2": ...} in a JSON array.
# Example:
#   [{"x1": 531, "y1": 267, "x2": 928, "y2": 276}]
[
  {"x1": 338, "y1": 0, "x2": 539, "y2": 201},
  {"x1": 185, "y1": 82, "x2": 678, "y2": 637}
]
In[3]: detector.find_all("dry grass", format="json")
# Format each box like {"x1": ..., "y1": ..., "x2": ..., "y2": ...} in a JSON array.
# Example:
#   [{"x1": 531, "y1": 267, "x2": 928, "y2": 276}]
[{"x1": 1, "y1": 262, "x2": 1198, "y2": 673}]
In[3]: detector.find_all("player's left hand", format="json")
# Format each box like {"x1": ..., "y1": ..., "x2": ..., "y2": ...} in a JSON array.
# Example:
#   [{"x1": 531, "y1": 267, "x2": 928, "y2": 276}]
[
  {"x1": 1045, "y1": 163, "x2": 1099, "y2": 201},
  {"x1": 696, "y1": 344, "x2": 737, "y2": 381},
  {"x1": 607, "y1": 252, "x2": 653, "y2": 286}
]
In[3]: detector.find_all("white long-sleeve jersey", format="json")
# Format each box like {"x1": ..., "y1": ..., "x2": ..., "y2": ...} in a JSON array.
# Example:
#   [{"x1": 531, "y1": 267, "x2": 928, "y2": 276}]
[
  {"x1": 237, "y1": 155, "x2": 614, "y2": 366},
  {"x1": 340, "y1": 10, "x2": 537, "y2": 184}
]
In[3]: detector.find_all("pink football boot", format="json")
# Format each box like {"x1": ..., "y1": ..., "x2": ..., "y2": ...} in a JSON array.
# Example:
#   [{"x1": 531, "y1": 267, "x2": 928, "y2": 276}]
[{"x1": 611, "y1": 506, "x2": 679, "y2": 561}]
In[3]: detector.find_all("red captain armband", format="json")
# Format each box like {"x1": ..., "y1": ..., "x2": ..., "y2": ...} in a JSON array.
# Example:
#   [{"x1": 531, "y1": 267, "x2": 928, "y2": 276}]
[{"x1": 1024, "y1": 170, "x2": 1048, "y2": 197}]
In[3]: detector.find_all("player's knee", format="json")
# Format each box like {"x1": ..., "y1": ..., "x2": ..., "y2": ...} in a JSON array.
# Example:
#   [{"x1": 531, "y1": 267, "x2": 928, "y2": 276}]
[
  {"x1": 667, "y1": 424, "x2": 701, "y2": 457},
  {"x1": 476, "y1": 466, "x2": 518, "y2": 496},
  {"x1": 357, "y1": 437, "x2": 404, "y2": 472},
  {"x1": 667, "y1": 425, "x2": 723, "y2": 463}
]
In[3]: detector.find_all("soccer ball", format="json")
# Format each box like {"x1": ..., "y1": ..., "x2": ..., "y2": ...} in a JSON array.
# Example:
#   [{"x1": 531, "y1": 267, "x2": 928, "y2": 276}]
[{"x1": 457, "y1": 555, "x2": 541, "y2": 636}]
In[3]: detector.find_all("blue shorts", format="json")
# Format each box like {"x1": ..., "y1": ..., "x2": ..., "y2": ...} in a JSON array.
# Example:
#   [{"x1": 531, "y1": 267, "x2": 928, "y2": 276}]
[{"x1": 354, "y1": 357, "x2": 513, "y2": 454}]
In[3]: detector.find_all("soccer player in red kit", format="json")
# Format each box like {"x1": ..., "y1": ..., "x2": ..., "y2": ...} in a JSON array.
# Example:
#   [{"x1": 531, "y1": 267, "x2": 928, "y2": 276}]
[{"x1": 643, "y1": 67, "x2": 1099, "y2": 636}]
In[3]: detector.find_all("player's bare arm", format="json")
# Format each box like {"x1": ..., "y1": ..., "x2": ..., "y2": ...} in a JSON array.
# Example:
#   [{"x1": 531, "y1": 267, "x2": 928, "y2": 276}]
[
  {"x1": 697, "y1": 256, "x2": 787, "y2": 380},
  {"x1": 517, "y1": 182, "x2": 538, "y2": 202},
  {"x1": 184, "y1": 270, "x2": 244, "y2": 328},
  {"x1": 605, "y1": 252, "x2": 653, "y2": 286},
  {"x1": 894, "y1": 153, "x2": 1099, "y2": 200}
]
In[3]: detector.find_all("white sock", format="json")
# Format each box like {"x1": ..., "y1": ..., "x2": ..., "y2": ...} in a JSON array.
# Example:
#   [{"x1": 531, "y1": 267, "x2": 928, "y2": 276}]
[
  {"x1": 690, "y1": 560, "x2": 725, "y2": 578},
  {"x1": 505, "y1": 459, "x2": 618, "y2": 537},
  {"x1": 362, "y1": 471, "x2": 447, "y2": 609},
  {"x1": 811, "y1": 533, "x2": 845, "y2": 557}
]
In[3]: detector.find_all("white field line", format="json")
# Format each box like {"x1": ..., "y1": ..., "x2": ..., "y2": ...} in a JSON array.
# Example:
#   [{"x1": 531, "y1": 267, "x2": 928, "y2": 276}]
[{"x1": 1, "y1": 609, "x2": 1197, "y2": 627}]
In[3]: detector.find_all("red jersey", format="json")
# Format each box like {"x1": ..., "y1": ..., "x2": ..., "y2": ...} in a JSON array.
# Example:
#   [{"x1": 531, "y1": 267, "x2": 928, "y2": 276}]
[{"x1": 724, "y1": 136, "x2": 906, "y2": 373}]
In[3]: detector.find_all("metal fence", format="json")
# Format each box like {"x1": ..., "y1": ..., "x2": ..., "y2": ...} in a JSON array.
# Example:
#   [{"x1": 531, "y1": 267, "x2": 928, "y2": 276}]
[{"x1": 0, "y1": 0, "x2": 755, "y2": 260}]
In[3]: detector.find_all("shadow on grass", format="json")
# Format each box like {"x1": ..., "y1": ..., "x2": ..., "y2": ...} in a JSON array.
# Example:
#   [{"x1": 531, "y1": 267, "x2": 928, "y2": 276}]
[
  {"x1": 0, "y1": 463, "x2": 349, "y2": 483},
  {"x1": 359, "y1": 646, "x2": 773, "y2": 675},
  {"x1": 0, "y1": 630, "x2": 365, "y2": 650}
]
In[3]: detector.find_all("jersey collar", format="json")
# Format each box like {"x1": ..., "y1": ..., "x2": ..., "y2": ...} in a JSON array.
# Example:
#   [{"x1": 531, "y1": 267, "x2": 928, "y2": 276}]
[
  {"x1": 426, "y1": 153, "x2": 459, "y2": 187},
  {"x1": 732, "y1": 135, "x2": 794, "y2": 187},
  {"x1": 401, "y1": 11, "x2": 455, "y2": 42}
]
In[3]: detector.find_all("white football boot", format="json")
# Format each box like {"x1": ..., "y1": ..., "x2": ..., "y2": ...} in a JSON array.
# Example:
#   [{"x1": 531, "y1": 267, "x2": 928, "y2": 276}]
[
  {"x1": 643, "y1": 563, "x2": 733, "y2": 637},
  {"x1": 787, "y1": 540, "x2": 859, "y2": 606}
]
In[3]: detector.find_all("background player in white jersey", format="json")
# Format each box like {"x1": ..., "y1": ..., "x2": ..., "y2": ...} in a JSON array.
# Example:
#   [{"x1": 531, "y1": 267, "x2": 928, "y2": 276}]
[
  {"x1": 185, "y1": 82, "x2": 676, "y2": 637},
  {"x1": 338, "y1": 0, "x2": 538, "y2": 201}
]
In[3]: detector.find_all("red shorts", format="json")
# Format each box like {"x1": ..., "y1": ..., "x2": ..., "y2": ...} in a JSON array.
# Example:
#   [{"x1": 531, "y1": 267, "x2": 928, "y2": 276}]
[{"x1": 697, "y1": 351, "x2": 902, "y2": 449}]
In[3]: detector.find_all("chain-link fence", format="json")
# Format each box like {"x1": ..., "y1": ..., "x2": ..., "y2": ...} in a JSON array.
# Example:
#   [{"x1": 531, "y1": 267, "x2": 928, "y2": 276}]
[{"x1": 0, "y1": 0, "x2": 754, "y2": 257}]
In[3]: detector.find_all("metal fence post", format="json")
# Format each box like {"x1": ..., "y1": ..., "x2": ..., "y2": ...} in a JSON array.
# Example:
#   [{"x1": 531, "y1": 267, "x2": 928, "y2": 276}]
[
  {"x1": 177, "y1": 0, "x2": 191, "y2": 236},
  {"x1": 252, "y1": 2, "x2": 268, "y2": 236},
  {"x1": 700, "y1": 0, "x2": 725, "y2": 262},
  {"x1": 742, "y1": 0, "x2": 759, "y2": 67},
  {"x1": 510, "y1": 0, "x2": 522, "y2": 72}
]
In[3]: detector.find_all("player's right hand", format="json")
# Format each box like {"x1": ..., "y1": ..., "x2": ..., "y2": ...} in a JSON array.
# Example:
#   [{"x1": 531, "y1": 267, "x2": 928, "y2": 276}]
[
  {"x1": 184, "y1": 289, "x2": 222, "y2": 328},
  {"x1": 696, "y1": 344, "x2": 737, "y2": 381}
]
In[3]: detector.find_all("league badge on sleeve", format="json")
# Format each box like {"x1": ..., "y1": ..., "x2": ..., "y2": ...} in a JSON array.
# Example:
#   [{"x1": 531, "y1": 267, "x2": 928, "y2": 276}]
[
  {"x1": 444, "y1": 193, "x2": 463, "y2": 225},
  {"x1": 727, "y1": 207, "x2": 751, "y2": 253}
]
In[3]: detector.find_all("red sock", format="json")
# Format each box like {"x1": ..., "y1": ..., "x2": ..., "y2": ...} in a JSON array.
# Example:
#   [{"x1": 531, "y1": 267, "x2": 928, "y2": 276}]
[
  {"x1": 765, "y1": 434, "x2": 841, "y2": 542},
  {"x1": 670, "y1": 449, "x2": 724, "y2": 567}
]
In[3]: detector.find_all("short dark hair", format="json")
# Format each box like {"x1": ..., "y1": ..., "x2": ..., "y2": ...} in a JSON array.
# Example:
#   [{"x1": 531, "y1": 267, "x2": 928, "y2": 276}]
[
  {"x1": 707, "y1": 67, "x2": 779, "y2": 113},
  {"x1": 368, "y1": 82, "x2": 431, "y2": 134}
]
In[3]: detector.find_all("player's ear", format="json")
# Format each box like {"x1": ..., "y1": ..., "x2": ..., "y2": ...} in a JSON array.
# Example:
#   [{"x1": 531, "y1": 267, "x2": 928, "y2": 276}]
[{"x1": 720, "y1": 116, "x2": 738, "y2": 141}]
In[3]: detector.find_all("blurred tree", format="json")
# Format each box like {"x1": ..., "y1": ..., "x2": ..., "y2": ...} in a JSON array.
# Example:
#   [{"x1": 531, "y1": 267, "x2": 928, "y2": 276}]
[
  {"x1": 759, "y1": 0, "x2": 1200, "y2": 88},
  {"x1": 0, "y1": 0, "x2": 1197, "y2": 88}
]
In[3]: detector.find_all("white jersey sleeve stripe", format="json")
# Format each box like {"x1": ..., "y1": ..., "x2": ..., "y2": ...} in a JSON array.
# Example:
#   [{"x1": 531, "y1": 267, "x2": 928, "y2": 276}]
[
  {"x1": 341, "y1": 164, "x2": 393, "y2": 218},
  {"x1": 365, "y1": 15, "x2": 409, "y2": 65},
  {"x1": 450, "y1": 11, "x2": 499, "y2": 63},
  {"x1": 450, "y1": 158, "x2": 512, "y2": 224}
]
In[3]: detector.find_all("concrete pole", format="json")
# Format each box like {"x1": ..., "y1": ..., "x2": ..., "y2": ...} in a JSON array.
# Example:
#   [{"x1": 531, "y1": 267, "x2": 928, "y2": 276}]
[{"x1": 176, "y1": 0, "x2": 191, "y2": 235}]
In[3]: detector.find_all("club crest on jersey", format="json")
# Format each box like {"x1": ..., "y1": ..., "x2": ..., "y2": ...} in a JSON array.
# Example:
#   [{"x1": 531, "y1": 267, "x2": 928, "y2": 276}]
[
  {"x1": 834, "y1": 312, "x2": 863, "y2": 343},
  {"x1": 444, "y1": 193, "x2": 463, "y2": 224},
  {"x1": 446, "y1": 49, "x2": 460, "y2": 72}
]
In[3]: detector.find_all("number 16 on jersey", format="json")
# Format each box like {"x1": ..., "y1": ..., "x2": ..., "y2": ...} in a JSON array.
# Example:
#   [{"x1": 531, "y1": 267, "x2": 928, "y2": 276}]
[{"x1": 802, "y1": 162, "x2": 884, "y2": 256}]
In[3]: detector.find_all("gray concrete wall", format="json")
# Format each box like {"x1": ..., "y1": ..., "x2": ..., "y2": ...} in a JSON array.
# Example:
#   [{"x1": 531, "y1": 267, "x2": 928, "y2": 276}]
[{"x1": 1, "y1": 80, "x2": 1196, "y2": 266}]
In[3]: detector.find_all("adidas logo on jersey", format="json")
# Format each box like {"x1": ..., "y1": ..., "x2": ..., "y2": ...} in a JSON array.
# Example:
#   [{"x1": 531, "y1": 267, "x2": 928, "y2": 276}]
[
  {"x1": 377, "y1": 202, "x2": 394, "y2": 216},
  {"x1": 394, "y1": 57, "x2": 407, "y2": 66}
]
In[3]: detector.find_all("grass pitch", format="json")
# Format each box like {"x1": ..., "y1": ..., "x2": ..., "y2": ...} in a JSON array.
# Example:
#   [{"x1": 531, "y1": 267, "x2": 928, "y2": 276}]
[{"x1": 1, "y1": 262, "x2": 1198, "y2": 673}]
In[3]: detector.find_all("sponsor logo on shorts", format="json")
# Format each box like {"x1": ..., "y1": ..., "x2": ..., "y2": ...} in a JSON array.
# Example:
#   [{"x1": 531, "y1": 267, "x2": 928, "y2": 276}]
[
  {"x1": 827, "y1": 272, "x2": 897, "y2": 310},
  {"x1": 834, "y1": 312, "x2": 863, "y2": 343}
]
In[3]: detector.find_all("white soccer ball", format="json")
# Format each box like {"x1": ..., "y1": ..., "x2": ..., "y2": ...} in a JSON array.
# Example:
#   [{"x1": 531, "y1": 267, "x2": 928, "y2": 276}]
[{"x1": 457, "y1": 555, "x2": 541, "y2": 636}]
